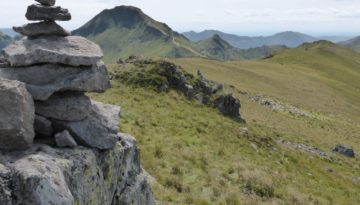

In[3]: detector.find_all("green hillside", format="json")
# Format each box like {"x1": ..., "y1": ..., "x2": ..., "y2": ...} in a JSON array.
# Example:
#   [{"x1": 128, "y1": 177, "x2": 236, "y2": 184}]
[
  {"x1": 72, "y1": 6, "x2": 202, "y2": 62},
  {"x1": 73, "y1": 6, "x2": 284, "y2": 63},
  {"x1": 196, "y1": 34, "x2": 242, "y2": 60},
  {"x1": 196, "y1": 34, "x2": 287, "y2": 60},
  {"x1": 91, "y1": 41, "x2": 360, "y2": 204},
  {"x1": 184, "y1": 30, "x2": 317, "y2": 49},
  {"x1": 339, "y1": 36, "x2": 360, "y2": 53},
  {"x1": 268, "y1": 40, "x2": 360, "y2": 114}
]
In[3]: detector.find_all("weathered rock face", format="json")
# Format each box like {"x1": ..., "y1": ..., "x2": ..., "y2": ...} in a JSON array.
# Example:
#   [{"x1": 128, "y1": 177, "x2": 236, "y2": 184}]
[
  {"x1": 0, "y1": 61, "x2": 111, "y2": 100},
  {"x1": 3, "y1": 36, "x2": 103, "y2": 67},
  {"x1": 0, "y1": 135, "x2": 156, "y2": 205},
  {"x1": 0, "y1": 79, "x2": 35, "y2": 150},
  {"x1": 13, "y1": 22, "x2": 70, "y2": 37},
  {"x1": 54, "y1": 130, "x2": 77, "y2": 147},
  {"x1": 35, "y1": 92, "x2": 92, "y2": 121},
  {"x1": 214, "y1": 95, "x2": 242, "y2": 120},
  {"x1": 26, "y1": 4, "x2": 71, "y2": 21},
  {"x1": 52, "y1": 101, "x2": 121, "y2": 150}
]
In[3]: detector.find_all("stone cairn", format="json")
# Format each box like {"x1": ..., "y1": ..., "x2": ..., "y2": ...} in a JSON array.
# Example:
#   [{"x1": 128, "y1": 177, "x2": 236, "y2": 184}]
[{"x1": 0, "y1": 0, "x2": 121, "y2": 150}]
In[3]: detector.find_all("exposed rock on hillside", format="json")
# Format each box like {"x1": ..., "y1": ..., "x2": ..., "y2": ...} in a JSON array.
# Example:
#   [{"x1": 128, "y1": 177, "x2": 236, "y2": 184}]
[
  {"x1": 114, "y1": 57, "x2": 244, "y2": 121},
  {"x1": 0, "y1": 0, "x2": 156, "y2": 204},
  {"x1": 332, "y1": 145, "x2": 355, "y2": 158},
  {"x1": 214, "y1": 95, "x2": 241, "y2": 120}
]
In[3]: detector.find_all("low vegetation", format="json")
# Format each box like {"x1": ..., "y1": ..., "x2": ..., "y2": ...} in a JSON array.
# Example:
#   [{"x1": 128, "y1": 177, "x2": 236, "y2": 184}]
[{"x1": 91, "y1": 43, "x2": 360, "y2": 204}]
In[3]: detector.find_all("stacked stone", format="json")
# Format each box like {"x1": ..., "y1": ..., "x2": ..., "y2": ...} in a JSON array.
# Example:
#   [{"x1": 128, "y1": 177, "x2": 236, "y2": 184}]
[
  {"x1": 14, "y1": 0, "x2": 71, "y2": 37},
  {"x1": 0, "y1": 0, "x2": 121, "y2": 150}
]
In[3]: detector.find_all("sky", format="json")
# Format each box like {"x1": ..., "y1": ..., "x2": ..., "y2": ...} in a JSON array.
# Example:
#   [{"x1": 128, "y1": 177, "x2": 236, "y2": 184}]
[{"x1": 1, "y1": 0, "x2": 360, "y2": 36}]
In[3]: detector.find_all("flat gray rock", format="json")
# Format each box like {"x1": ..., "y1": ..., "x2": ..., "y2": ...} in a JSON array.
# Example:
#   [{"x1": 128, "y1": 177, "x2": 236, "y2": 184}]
[
  {"x1": 54, "y1": 130, "x2": 77, "y2": 147},
  {"x1": 0, "y1": 61, "x2": 111, "y2": 100},
  {"x1": 13, "y1": 22, "x2": 70, "y2": 37},
  {"x1": 35, "y1": 0, "x2": 55, "y2": 6},
  {"x1": 26, "y1": 4, "x2": 71, "y2": 21},
  {"x1": 34, "y1": 115, "x2": 53, "y2": 137},
  {"x1": 3, "y1": 36, "x2": 103, "y2": 67},
  {"x1": 35, "y1": 92, "x2": 91, "y2": 121},
  {"x1": 0, "y1": 78, "x2": 35, "y2": 150},
  {"x1": 52, "y1": 101, "x2": 121, "y2": 150}
]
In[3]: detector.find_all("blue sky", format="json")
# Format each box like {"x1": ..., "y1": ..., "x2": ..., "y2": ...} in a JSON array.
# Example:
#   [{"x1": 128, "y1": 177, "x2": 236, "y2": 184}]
[{"x1": 1, "y1": 0, "x2": 360, "y2": 36}]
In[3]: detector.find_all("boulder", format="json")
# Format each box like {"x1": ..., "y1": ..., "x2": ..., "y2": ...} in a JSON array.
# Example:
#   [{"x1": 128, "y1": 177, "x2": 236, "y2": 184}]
[
  {"x1": 34, "y1": 115, "x2": 53, "y2": 137},
  {"x1": 0, "y1": 135, "x2": 156, "y2": 205},
  {"x1": 26, "y1": 4, "x2": 71, "y2": 21},
  {"x1": 52, "y1": 101, "x2": 121, "y2": 150},
  {"x1": 54, "y1": 130, "x2": 77, "y2": 147},
  {"x1": 214, "y1": 95, "x2": 242, "y2": 120},
  {"x1": 13, "y1": 22, "x2": 70, "y2": 37},
  {"x1": 0, "y1": 61, "x2": 111, "y2": 100},
  {"x1": 3, "y1": 36, "x2": 103, "y2": 67},
  {"x1": 332, "y1": 145, "x2": 355, "y2": 157},
  {"x1": 35, "y1": 92, "x2": 91, "y2": 121},
  {"x1": 35, "y1": 0, "x2": 56, "y2": 6},
  {"x1": 0, "y1": 78, "x2": 35, "y2": 150}
]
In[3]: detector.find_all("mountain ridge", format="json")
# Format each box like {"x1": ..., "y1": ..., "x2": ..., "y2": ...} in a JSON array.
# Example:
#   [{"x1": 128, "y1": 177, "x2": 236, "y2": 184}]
[
  {"x1": 73, "y1": 6, "x2": 284, "y2": 62},
  {"x1": 183, "y1": 30, "x2": 354, "y2": 49},
  {"x1": 339, "y1": 36, "x2": 360, "y2": 52},
  {"x1": 0, "y1": 32, "x2": 12, "y2": 50}
]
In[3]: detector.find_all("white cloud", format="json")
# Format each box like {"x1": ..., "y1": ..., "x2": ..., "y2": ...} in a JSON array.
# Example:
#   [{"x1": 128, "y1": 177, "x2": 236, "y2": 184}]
[{"x1": 0, "y1": 0, "x2": 360, "y2": 36}]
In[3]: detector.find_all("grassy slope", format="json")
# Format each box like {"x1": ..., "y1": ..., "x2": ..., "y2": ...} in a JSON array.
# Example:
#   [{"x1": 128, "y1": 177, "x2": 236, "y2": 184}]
[
  {"x1": 173, "y1": 43, "x2": 360, "y2": 124},
  {"x1": 339, "y1": 36, "x2": 360, "y2": 53},
  {"x1": 91, "y1": 81, "x2": 360, "y2": 205},
  {"x1": 86, "y1": 27, "x2": 198, "y2": 63},
  {"x1": 91, "y1": 45, "x2": 360, "y2": 203}
]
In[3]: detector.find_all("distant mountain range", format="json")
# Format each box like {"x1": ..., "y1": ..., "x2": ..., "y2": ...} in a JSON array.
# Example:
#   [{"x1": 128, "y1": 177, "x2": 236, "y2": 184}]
[
  {"x1": 0, "y1": 28, "x2": 17, "y2": 38},
  {"x1": 183, "y1": 30, "x2": 354, "y2": 49},
  {"x1": 339, "y1": 36, "x2": 360, "y2": 52},
  {"x1": 72, "y1": 6, "x2": 287, "y2": 62},
  {"x1": 0, "y1": 32, "x2": 12, "y2": 50},
  {"x1": 1, "y1": 5, "x2": 359, "y2": 62}
]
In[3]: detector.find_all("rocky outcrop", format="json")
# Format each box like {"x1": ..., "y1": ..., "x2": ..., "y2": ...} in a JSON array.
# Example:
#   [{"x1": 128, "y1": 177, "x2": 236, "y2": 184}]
[
  {"x1": 332, "y1": 145, "x2": 355, "y2": 158},
  {"x1": 214, "y1": 95, "x2": 242, "y2": 120},
  {"x1": 0, "y1": 79, "x2": 35, "y2": 150},
  {"x1": 0, "y1": 0, "x2": 156, "y2": 204},
  {"x1": 0, "y1": 136, "x2": 156, "y2": 205},
  {"x1": 115, "y1": 57, "x2": 243, "y2": 121}
]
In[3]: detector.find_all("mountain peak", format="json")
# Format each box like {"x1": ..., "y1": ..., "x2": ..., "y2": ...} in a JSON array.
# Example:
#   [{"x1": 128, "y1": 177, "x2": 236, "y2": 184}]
[
  {"x1": 210, "y1": 34, "x2": 232, "y2": 48},
  {"x1": 73, "y1": 5, "x2": 171, "y2": 37}
]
